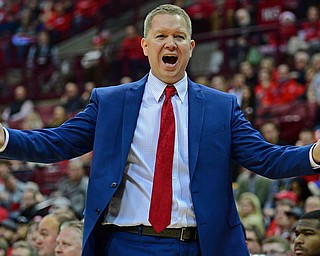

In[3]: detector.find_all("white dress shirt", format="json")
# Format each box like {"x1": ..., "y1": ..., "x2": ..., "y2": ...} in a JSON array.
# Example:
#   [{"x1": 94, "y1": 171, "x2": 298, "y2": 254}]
[{"x1": 104, "y1": 71, "x2": 197, "y2": 227}]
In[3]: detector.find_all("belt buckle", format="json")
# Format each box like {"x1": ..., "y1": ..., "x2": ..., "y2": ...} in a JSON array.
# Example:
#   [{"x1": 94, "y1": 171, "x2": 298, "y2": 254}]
[
  {"x1": 179, "y1": 227, "x2": 197, "y2": 242},
  {"x1": 179, "y1": 227, "x2": 189, "y2": 241}
]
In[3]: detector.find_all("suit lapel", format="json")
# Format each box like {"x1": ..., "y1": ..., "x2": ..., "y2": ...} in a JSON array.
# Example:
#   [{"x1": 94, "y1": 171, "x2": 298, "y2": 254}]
[
  {"x1": 121, "y1": 77, "x2": 147, "y2": 164},
  {"x1": 188, "y1": 80, "x2": 205, "y2": 181}
]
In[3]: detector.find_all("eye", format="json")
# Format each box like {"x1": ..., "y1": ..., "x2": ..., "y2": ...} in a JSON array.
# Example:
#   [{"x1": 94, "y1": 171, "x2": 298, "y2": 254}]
[{"x1": 176, "y1": 35, "x2": 185, "y2": 39}]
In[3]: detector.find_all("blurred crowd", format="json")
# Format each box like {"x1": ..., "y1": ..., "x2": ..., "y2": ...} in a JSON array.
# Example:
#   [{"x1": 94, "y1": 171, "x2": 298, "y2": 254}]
[{"x1": 0, "y1": 0, "x2": 320, "y2": 255}]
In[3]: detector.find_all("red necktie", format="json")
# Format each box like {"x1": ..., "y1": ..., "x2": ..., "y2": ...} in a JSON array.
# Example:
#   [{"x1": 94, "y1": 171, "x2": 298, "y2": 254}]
[{"x1": 149, "y1": 85, "x2": 176, "y2": 233}]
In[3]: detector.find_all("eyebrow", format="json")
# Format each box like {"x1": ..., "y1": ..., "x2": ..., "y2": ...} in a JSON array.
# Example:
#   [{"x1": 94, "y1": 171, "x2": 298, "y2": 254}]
[{"x1": 296, "y1": 227, "x2": 316, "y2": 232}]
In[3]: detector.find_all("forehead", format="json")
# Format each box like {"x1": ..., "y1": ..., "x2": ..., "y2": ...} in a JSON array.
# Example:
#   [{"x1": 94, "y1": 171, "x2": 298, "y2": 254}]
[
  {"x1": 58, "y1": 228, "x2": 80, "y2": 242},
  {"x1": 150, "y1": 14, "x2": 188, "y2": 32},
  {"x1": 296, "y1": 219, "x2": 320, "y2": 231},
  {"x1": 39, "y1": 216, "x2": 59, "y2": 231}
]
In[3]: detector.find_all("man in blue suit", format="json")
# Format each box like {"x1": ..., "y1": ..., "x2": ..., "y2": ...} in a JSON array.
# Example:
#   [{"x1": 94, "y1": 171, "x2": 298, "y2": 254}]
[{"x1": 1, "y1": 4, "x2": 320, "y2": 256}]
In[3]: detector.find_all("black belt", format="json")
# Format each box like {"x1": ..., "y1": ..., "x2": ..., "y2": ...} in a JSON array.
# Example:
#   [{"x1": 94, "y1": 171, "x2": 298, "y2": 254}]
[{"x1": 104, "y1": 224, "x2": 198, "y2": 242}]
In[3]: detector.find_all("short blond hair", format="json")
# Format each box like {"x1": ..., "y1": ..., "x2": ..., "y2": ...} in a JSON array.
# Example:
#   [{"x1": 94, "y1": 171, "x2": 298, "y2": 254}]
[{"x1": 143, "y1": 4, "x2": 192, "y2": 38}]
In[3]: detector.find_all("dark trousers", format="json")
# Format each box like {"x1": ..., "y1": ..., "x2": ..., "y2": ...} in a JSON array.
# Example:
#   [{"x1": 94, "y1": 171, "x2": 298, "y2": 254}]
[{"x1": 104, "y1": 230, "x2": 201, "y2": 256}]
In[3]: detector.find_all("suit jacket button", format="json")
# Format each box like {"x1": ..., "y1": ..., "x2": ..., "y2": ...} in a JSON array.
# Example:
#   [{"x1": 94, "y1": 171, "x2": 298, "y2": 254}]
[
  {"x1": 111, "y1": 182, "x2": 117, "y2": 188},
  {"x1": 95, "y1": 208, "x2": 100, "y2": 215}
]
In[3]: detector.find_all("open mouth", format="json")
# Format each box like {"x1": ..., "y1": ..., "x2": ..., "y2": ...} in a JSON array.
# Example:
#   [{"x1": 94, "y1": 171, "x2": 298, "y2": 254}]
[{"x1": 162, "y1": 55, "x2": 177, "y2": 65}]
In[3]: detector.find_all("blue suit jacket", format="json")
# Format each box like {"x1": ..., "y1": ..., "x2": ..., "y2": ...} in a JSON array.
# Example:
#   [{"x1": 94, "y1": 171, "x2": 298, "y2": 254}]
[{"x1": 0, "y1": 74, "x2": 316, "y2": 255}]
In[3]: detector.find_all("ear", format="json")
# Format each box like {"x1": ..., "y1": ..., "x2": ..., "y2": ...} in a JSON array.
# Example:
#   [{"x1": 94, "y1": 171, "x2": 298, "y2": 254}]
[
  {"x1": 141, "y1": 38, "x2": 148, "y2": 57},
  {"x1": 189, "y1": 40, "x2": 196, "y2": 58}
]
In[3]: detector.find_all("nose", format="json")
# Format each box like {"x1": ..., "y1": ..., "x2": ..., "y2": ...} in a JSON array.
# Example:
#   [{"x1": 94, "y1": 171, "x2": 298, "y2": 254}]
[
  {"x1": 165, "y1": 36, "x2": 177, "y2": 50},
  {"x1": 55, "y1": 244, "x2": 62, "y2": 254},
  {"x1": 36, "y1": 235, "x2": 43, "y2": 246},
  {"x1": 294, "y1": 234, "x2": 303, "y2": 244}
]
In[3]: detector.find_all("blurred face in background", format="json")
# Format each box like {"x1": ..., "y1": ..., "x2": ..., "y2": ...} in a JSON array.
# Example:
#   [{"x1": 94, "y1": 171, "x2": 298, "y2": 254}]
[
  {"x1": 55, "y1": 227, "x2": 82, "y2": 256},
  {"x1": 36, "y1": 216, "x2": 59, "y2": 256}
]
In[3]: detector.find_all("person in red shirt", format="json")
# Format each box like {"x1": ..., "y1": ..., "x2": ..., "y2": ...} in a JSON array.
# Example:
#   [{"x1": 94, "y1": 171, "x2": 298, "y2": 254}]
[
  {"x1": 44, "y1": 1, "x2": 72, "y2": 43},
  {"x1": 270, "y1": 64, "x2": 305, "y2": 105},
  {"x1": 73, "y1": 0, "x2": 99, "y2": 32},
  {"x1": 116, "y1": 25, "x2": 148, "y2": 81}
]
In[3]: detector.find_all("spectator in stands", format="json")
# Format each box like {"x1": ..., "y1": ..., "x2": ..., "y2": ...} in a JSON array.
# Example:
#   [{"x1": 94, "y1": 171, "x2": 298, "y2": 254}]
[
  {"x1": 11, "y1": 240, "x2": 37, "y2": 256},
  {"x1": 244, "y1": 224, "x2": 263, "y2": 255},
  {"x1": 272, "y1": 64, "x2": 305, "y2": 105},
  {"x1": 309, "y1": 53, "x2": 320, "y2": 126},
  {"x1": 59, "y1": 82, "x2": 84, "y2": 117},
  {"x1": 80, "y1": 81, "x2": 95, "y2": 106},
  {"x1": 0, "y1": 219, "x2": 18, "y2": 252},
  {"x1": 237, "y1": 192, "x2": 265, "y2": 236},
  {"x1": 236, "y1": 166, "x2": 273, "y2": 209},
  {"x1": 11, "y1": 7, "x2": 37, "y2": 63},
  {"x1": 210, "y1": 0, "x2": 236, "y2": 31},
  {"x1": 239, "y1": 61, "x2": 258, "y2": 89},
  {"x1": 240, "y1": 84, "x2": 254, "y2": 122},
  {"x1": 261, "y1": 235, "x2": 291, "y2": 256},
  {"x1": 25, "y1": 221, "x2": 39, "y2": 252},
  {"x1": 254, "y1": 68, "x2": 277, "y2": 109},
  {"x1": 72, "y1": 0, "x2": 99, "y2": 33},
  {"x1": 304, "y1": 196, "x2": 320, "y2": 213},
  {"x1": 208, "y1": 75, "x2": 228, "y2": 92},
  {"x1": 19, "y1": 186, "x2": 45, "y2": 221},
  {"x1": 116, "y1": 25, "x2": 148, "y2": 81},
  {"x1": 227, "y1": 72, "x2": 247, "y2": 106},
  {"x1": 80, "y1": 30, "x2": 114, "y2": 86},
  {"x1": 15, "y1": 215, "x2": 30, "y2": 242},
  {"x1": 227, "y1": 8, "x2": 253, "y2": 71},
  {"x1": 259, "y1": 56, "x2": 277, "y2": 81},
  {"x1": 56, "y1": 158, "x2": 88, "y2": 219},
  {"x1": 299, "y1": 5, "x2": 320, "y2": 55},
  {"x1": 278, "y1": 11, "x2": 298, "y2": 54},
  {"x1": 296, "y1": 129, "x2": 316, "y2": 147},
  {"x1": 290, "y1": 177, "x2": 313, "y2": 209},
  {"x1": 55, "y1": 220, "x2": 83, "y2": 256},
  {"x1": 1, "y1": 85, "x2": 34, "y2": 129},
  {"x1": 43, "y1": 2, "x2": 72, "y2": 43},
  {"x1": 293, "y1": 210, "x2": 320, "y2": 256},
  {"x1": 305, "y1": 66, "x2": 317, "y2": 102},
  {"x1": 0, "y1": 170, "x2": 25, "y2": 219},
  {"x1": 265, "y1": 198, "x2": 296, "y2": 241},
  {"x1": 184, "y1": 0, "x2": 214, "y2": 33},
  {"x1": 291, "y1": 50, "x2": 311, "y2": 86},
  {"x1": 36, "y1": 211, "x2": 76, "y2": 256},
  {"x1": 26, "y1": 30, "x2": 58, "y2": 94},
  {"x1": 46, "y1": 106, "x2": 67, "y2": 128},
  {"x1": 22, "y1": 110, "x2": 44, "y2": 130}
]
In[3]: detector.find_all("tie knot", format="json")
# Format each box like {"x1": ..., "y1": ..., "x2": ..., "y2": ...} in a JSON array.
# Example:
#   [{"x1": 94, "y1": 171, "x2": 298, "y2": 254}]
[{"x1": 165, "y1": 85, "x2": 176, "y2": 99}]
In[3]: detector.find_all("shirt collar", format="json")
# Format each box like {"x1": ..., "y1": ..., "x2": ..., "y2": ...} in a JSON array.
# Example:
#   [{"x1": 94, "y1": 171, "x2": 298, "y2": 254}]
[{"x1": 147, "y1": 71, "x2": 188, "y2": 103}]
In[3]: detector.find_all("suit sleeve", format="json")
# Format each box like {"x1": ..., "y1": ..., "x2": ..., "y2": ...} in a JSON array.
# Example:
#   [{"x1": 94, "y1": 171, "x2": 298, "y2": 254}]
[{"x1": 0, "y1": 89, "x2": 99, "y2": 163}]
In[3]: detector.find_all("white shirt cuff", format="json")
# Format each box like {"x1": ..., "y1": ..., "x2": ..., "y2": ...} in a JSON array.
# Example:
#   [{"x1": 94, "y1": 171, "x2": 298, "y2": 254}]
[
  {"x1": 0, "y1": 128, "x2": 9, "y2": 152},
  {"x1": 310, "y1": 144, "x2": 320, "y2": 168}
]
